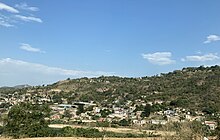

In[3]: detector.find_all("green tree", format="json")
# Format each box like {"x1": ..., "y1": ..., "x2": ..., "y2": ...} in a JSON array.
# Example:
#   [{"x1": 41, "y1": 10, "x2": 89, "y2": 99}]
[
  {"x1": 52, "y1": 94, "x2": 62, "y2": 104},
  {"x1": 118, "y1": 119, "x2": 130, "y2": 126},
  {"x1": 63, "y1": 110, "x2": 72, "y2": 121},
  {"x1": 141, "y1": 104, "x2": 151, "y2": 118},
  {"x1": 76, "y1": 104, "x2": 84, "y2": 115},
  {"x1": 100, "y1": 109, "x2": 111, "y2": 118},
  {"x1": 4, "y1": 102, "x2": 51, "y2": 138}
]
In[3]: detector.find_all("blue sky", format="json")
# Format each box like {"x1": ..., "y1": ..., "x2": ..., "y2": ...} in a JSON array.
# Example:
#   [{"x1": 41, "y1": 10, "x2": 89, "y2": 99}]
[{"x1": 0, "y1": 0, "x2": 220, "y2": 86}]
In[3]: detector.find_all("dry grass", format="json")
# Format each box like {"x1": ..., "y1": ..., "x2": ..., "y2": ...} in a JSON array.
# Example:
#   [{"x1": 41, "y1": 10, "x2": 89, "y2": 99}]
[
  {"x1": 49, "y1": 124, "x2": 174, "y2": 137},
  {"x1": 1, "y1": 137, "x2": 162, "y2": 140},
  {"x1": 0, "y1": 124, "x2": 172, "y2": 140}
]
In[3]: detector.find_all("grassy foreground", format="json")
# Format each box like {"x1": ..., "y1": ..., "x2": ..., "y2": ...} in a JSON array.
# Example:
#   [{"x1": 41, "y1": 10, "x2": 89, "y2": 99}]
[{"x1": 1, "y1": 137, "x2": 162, "y2": 140}]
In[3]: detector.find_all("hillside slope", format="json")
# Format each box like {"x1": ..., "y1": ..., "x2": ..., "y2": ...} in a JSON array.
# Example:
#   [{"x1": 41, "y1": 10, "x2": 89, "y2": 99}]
[
  {"x1": 45, "y1": 65, "x2": 220, "y2": 113},
  {"x1": 1, "y1": 65, "x2": 219, "y2": 114}
]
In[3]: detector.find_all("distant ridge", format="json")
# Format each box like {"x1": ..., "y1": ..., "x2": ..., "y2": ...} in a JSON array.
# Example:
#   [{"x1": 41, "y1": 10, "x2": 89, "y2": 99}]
[
  {"x1": 0, "y1": 84, "x2": 31, "y2": 89},
  {"x1": 13, "y1": 84, "x2": 32, "y2": 89}
]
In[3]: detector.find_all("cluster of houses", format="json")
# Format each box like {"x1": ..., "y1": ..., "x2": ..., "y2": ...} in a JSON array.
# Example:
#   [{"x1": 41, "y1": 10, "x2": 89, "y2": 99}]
[{"x1": 0, "y1": 88, "x2": 218, "y2": 131}]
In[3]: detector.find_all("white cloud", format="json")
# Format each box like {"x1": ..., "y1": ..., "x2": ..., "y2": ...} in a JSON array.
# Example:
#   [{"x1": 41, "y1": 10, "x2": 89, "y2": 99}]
[
  {"x1": 182, "y1": 53, "x2": 220, "y2": 62},
  {"x1": 0, "y1": 19, "x2": 14, "y2": 27},
  {"x1": 204, "y1": 35, "x2": 220, "y2": 44},
  {"x1": 15, "y1": 15, "x2": 42, "y2": 23},
  {"x1": 0, "y1": 14, "x2": 14, "y2": 27},
  {"x1": 142, "y1": 52, "x2": 175, "y2": 65},
  {"x1": 0, "y1": 2, "x2": 19, "y2": 13},
  {"x1": 20, "y1": 43, "x2": 44, "y2": 53},
  {"x1": 15, "y1": 3, "x2": 39, "y2": 12},
  {"x1": 0, "y1": 58, "x2": 113, "y2": 86},
  {"x1": 0, "y1": 2, "x2": 42, "y2": 28}
]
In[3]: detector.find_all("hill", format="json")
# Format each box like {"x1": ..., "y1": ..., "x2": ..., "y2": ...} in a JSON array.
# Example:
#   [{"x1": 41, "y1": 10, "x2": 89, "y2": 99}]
[
  {"x1": 1, "y1": 65, "x2": 220, "y2": 114},
  {"x1": 43, "y1": 65, "x2": 220, "y2": 114}
]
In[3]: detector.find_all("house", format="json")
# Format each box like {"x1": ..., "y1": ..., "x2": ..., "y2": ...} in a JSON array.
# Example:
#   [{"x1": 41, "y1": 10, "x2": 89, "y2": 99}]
[
  {"x1": 164, "y1": 110, "x2": 175, "y2": 115},
  {"x1": 82, "y1": 120, "x2": 96, "y2": 123},
  {"x1": 93, "y1": 107, "x2": 101, "y2": 113},
  {"x1": 73, "y1": 101, "x2": 96, "y2": 107},
  {"x1": 150, "y1": 119, "x2": 167, "y2": 125},
  {"x1": 58, "y1": 104, "x2": 75, "y2": 110},
  {"x1": 133, "y1": 111, "x2": 142, "y2": 120},
  {"x1": 187, "y1": 116, "x2": 204, "y2": 122},
  {"x1": 51, "y1": 114, "x2": 61, "y2": 120},
  {"x1": 204, "y1": 121, "x2": 217, "y2": 130},
  {"x1": 108, "y1": 113, "x2": 126, "y2": 119},
  {"x1": 154, "y1": 100, "x2": 164, "y2": 104},
  {"x1": 133, "y1": 119, "x2": 146, "y2": 126}
]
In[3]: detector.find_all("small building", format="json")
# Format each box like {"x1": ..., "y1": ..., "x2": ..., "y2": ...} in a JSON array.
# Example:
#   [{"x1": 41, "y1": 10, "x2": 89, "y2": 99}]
[
  {"x1": 204, "y1": 121, "x2": 217, "y2": 130},
  {"x1": 150, "y1": 119, "x2": 167, "y2": 125},
  {"x1": 51, "y1": 114, "x2": 61, "y2": 120},
  {"x1": 57, "y1": 104, "x2": 77, "y2": 110},
  {"x1": 164, "y1": 110, "x2": 175, "y2": 115},
  {"x1": 133, "y1": 119, "x2": 146, "y2": 126}
]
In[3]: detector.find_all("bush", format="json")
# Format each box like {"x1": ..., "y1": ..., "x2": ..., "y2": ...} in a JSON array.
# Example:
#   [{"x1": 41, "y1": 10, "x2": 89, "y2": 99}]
[
  {"x1": 0, "y1": 126, "x2": 3, "y2": 134},
  {"x1": 61, "y1": 126, "x2": 102, "y2": 138},
  {"x1": 4, "y1": 103, "x2": 51, "y2": 138},
  {"x1": 118, "y1": 119, "x2": 130, "y2": 126},
  {"x1": 96, "y1": 121, "x2": 110, "y2": 127}
]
